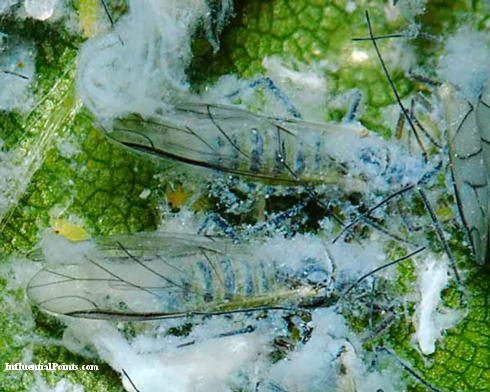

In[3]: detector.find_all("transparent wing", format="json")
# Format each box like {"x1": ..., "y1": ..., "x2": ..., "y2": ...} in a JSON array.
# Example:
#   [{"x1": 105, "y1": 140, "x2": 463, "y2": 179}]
[
  {"x1": 443, "y1": 86, "x2": 489, "y2": 265},
  {"x1": 108, "y1": 103, "x2": 360, "y2": 185},
  {"x1": 476, "y1": 80, "x2": 490, "y2": 180},
  {"x1": 27, "y1": 232, "x2": 327, "y2": 320}
]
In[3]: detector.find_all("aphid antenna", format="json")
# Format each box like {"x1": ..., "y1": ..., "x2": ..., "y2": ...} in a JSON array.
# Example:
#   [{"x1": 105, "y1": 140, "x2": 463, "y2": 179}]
[
  {"x1": 0, "y1": 58, "x2": 78, "y2": 236},
  {"x1": 353, "y1": 29, "x2": 441, "y2": 44},
  {"x1": 122, "y1": 368, "x2": 141, "y2": 392},
  {"x1": 352, "y1": 33, "x2": 407, "y2": 42},
  {"x1": 332, "y1": 183, "x2": 415, "y2": 244},
  {"x1": 416, "y1": 188, "x2": 461, "y2": 284},
  {"x1": 376, "y1": 347, "x2": 443, "y2": 392},
  {"x1": 479, "y1": 95, "x2": 490, "y2": 110},
  {"x1": 338, "y1": 246, "x2": 426, "y2": 303},
  {"x1": 333, "y1": 149, "x2": 443, "y2": 244},
  {"x1": 1, "y1": 69, "x2": 29, "y2": 79},
  {"x1": 361, "y1": 10, "x2": 429, "y2": 162}
]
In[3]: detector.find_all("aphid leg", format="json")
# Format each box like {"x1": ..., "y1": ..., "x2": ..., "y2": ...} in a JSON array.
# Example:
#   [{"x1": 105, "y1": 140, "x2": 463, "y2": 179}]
[
  {"x1": 339, "y1": 246, "x2": 425, "y2": 301},
  {"x1": 1, "y1": 70, "x2": 29, "y2": 80},
  {"x1": 226, "y1": 76, "x2": 303, "y2": 119},
  {"x1": 250, "y1": 201, "x2": 307, "y2": 234},
  {"x1": 284, "y1": 312, "x2": 314, "y2": 344},
  {"x1": 376, "y1": 347, "x2": 442, "y2": 392},
  {"x1": 256, "y1": 381, "x2": 288, "y2": 392},
  {"x1": 122, "y1": 369, "x2": 141, "y2": 392},
  {"x1": 394, "y1": 108, "x2": 406, "y2": 142},
  {"x1": 360, "y1": 215, "x2": 418, "y2": 246},
  {"x1": 409, "y1": 95, "x2": 442, "y2": 149},
  {"x1": 343, "y1": 89, "x2": 363, "y2": 123},
  {"x1": 334, "y1": 156, "x2": 441, "y2": 243},
  {"x1": 417, "y1": 189, "x2": 461, "y2": 284},
  {"x1": 361, "y1": 11, "x2": 428, "y2": 162},
  {"x1": 368, "y1": 277, "x2": 376, "y2": 330},
  {"x1": 396, "y1": 197, "x2": 423, "y2": 233},
  {"x1": 362, "y1": 311, "x2": 396, "y2": 344},
  {"x1": 198, "y1": 213, "x2": 240, "y2": 242},
  {"x1": 176, "y1": 325, "x2": 256, "y2": 348},
  {"x1": 408, "y1": 69, "x2": 442, "y2": 88}
]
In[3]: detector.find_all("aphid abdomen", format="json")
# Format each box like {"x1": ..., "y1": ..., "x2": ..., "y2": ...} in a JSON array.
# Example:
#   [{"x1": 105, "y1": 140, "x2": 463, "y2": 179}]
[
  {"x1": 27, "y1": 232, "x2": 334, "y2": 320},
  {"x1": 273, "y1": 139, "x2": 287, "y2": 174},
  {"x1": 220, "y1": 257, "x2": 236, "y2": 300},
  {"x1": 197, "y1": 260, "x2": 215, "y2": 303},
  {"x1": 109, "y1": 103, "x2": 353, "y2": 185},
  {"x1": 295, "y1": 147, "x2": 306, "y2": 175},
  {"x1": 232, "y1": 257, "x2": 256, "y2": 297},
  {"x1": 249, "y1": 129, "x2": 264, "y2": 173}
]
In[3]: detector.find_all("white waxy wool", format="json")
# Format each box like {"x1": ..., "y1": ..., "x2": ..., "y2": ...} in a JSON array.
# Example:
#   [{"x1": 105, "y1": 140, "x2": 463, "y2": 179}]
[
  {"x1": 414, "y1": 255, "x2": 450, "y2": 355},
  {"x1": 24, "y1": 0, "x2": 58, "y2": 21},
  {"x1": 438, "y1": 27, "x2": 490, "y2": 103},
  {"x1": 76, "y1": 0, "x2": 232, "y2": 122},
  {"x1": 0, "y1": 36, "x2": 36, "y2": 111}
]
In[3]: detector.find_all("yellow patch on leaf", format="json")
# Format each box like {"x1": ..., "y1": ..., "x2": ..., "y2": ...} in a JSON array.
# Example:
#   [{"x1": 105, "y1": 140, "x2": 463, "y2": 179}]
[
  {"x1": 51, "y1": 218, "x2": 89, "y2": 241},
  {"x1": 80, "y1": 0, "x2": 101, "y2": 38}
]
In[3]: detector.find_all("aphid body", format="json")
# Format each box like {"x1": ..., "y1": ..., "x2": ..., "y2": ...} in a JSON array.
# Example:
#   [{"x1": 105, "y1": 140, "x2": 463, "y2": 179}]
[
  {"x1": 109, "y1": 102, "x2": 426, "y2": 195},
  {"x1": 27, "y1": 232, "x2": 335, "y2": 320}
]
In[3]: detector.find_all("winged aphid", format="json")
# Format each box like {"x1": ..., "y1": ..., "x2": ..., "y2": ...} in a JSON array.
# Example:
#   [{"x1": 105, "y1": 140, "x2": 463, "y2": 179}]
[
  {"x1": 26, "y1": 232, "x2": 339, "y2": 321},
  {"x1": 108, "y1": 102, "x2": 426, "y2": 192}
]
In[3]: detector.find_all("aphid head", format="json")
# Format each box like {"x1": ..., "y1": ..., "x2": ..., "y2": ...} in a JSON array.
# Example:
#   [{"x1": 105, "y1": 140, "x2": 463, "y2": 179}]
[{"x1": 301, "y1": 257, "x2": 332, "y2": 289}]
